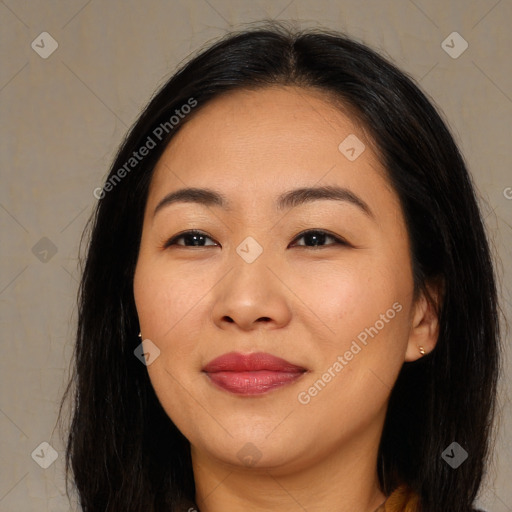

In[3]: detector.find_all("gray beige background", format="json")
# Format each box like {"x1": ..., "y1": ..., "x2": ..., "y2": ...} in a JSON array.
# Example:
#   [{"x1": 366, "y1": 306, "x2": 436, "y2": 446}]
[{"x1": 1, "y1": 0, "x2": 511, "y2": 510}]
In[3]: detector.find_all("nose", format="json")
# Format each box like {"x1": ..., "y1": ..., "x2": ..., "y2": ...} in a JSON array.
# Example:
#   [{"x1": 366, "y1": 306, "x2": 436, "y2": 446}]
[{"x1": 210, "y1": 251, "x2": 292, "y2": 332}]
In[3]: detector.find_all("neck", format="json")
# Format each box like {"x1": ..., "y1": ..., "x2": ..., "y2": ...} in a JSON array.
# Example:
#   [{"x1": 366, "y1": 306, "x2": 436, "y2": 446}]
[{"x1": 191, "y1": 422, "x2": 387, "y2": 512}]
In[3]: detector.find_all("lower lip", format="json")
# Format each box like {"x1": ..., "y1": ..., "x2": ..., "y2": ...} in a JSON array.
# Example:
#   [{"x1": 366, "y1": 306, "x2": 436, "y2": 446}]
[{"x1": 205, "y1": 370, "x2": 305, "y2": 395}]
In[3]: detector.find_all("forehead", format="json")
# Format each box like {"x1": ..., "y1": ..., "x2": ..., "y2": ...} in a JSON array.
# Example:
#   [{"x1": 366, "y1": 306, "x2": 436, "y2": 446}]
[
  {"x1": 164, "y1": 85, "x2": 367, "y2": 158},
  {"x1": 147, "y1": 86, "x2": 396, "y2": 217}
]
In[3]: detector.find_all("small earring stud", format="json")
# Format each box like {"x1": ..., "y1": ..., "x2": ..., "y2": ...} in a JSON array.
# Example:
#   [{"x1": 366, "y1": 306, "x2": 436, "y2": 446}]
[
  {"x1": 418, "y1": 346, "x2": 425, "y2": 355},
  {"x1": 138, "y1": 332, "x2": 142, "y2": 338}
]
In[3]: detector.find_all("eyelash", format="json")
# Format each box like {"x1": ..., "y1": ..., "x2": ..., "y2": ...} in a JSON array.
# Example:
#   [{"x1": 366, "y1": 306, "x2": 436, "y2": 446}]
[{"x1": 163, "y1": 229, "x2": 349, "y2": 249}]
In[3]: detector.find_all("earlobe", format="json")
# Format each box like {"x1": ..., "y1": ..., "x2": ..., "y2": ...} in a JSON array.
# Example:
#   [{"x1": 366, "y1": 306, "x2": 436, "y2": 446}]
[{"x1": 405, "y1": 281, "x2": 442, "y2": 362}]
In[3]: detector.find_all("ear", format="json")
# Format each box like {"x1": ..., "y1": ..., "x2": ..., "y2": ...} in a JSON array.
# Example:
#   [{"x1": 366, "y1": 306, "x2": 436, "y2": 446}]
[{"x1": 405, "y1": 279, "x2": 443, "y2": 362}]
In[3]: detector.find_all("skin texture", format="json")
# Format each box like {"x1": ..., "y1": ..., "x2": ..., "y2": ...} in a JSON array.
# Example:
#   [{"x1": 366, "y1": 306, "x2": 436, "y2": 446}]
[{"x1": 133, "y1": 86, "x2": 440, "y2": 512}]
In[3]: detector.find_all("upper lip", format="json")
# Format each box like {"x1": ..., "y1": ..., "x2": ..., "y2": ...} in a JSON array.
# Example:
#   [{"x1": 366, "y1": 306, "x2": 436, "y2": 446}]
[{"x1": 202, "y1": 352, "x2": 306, "y2": 373}]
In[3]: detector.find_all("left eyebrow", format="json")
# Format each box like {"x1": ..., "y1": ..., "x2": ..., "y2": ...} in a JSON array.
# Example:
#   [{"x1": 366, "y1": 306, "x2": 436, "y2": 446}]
[
  {"x1": 153, "y1": 184, "x2": 374, "y2": 219},
  {"x1": 276, "y1": 185, "x2": 374, "y2": 218}
]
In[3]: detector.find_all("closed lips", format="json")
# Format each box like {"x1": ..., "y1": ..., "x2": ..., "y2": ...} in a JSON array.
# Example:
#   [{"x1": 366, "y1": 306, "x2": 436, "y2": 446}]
[{"x1": 202, "y1": 352, "x2": 307, "y2": 395}]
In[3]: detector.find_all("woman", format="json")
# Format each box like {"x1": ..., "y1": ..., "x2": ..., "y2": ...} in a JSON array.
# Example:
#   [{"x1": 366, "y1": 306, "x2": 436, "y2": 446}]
[{"x1": 60, "y1": 22, "x2": 500, "y2": 512}]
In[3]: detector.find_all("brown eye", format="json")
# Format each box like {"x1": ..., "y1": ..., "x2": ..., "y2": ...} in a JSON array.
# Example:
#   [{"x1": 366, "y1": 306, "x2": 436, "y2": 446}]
[
  {"x1": 290, "y1": 229, "x2": 348, "y2": 248},
  {"x1": 164, "y1": 230, "x2": 218, "y2": 248}
]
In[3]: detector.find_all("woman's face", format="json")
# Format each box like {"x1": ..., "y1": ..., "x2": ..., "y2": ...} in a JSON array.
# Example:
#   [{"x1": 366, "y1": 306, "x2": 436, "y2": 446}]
[{"x1": 133, "y1": 86, "x2": 428, "y2": 473}]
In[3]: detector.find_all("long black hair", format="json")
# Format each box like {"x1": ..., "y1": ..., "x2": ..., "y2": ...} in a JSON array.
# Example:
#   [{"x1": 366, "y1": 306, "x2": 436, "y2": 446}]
[{"x1": 59, "y1": 21, "x2": 500, "y2": 512}]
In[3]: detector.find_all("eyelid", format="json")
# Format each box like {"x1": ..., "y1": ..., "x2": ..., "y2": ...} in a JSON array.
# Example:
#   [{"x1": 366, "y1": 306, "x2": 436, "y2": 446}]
[
  {"x1": 289, "y1": 229, "x2": 349, "y2": 248},
  {"x1": 163, "y1": 229, "x2": 350, "y2": 249},
  {"x1": 163, "y1": 229, "x2": 217, "y2": 248}
]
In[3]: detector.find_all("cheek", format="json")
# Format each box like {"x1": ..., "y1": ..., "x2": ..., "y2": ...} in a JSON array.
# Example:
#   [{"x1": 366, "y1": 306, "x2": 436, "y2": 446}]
[
  {"x1": 295, "y1": 257, "x2": 406, "y2": 336},
  {"x1": 133, "y1": 255, "x2": 220, "y2": 401},
  {"x1": 133, "y1": 259, "x2": 209, "y2": 428},
  {"x1": 295, "y1": 266, "x2": 410, "y2": 423},
  {"x1": 134, "y1": 257, "x2": 206, "y2": 340},
  {"x1": 296, "y1": 257, "x2": 412, "y2": 405}
]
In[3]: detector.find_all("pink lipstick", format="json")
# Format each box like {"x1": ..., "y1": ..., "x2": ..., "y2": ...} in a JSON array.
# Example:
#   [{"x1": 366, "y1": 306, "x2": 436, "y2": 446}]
[{"x1": 202, "y1": 352, "x2": 306, "y2": 395}]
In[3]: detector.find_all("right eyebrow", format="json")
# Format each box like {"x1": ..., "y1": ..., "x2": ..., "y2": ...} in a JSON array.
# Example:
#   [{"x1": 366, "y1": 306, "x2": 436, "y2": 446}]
[{"x1": 153, "y1": 187, "x2": 230, "y2": 218}]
